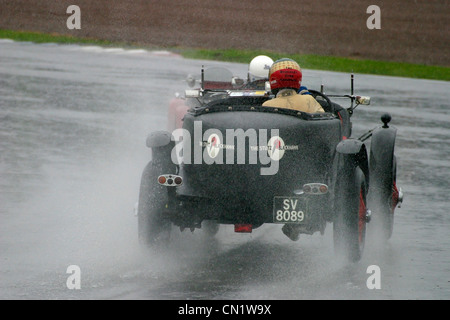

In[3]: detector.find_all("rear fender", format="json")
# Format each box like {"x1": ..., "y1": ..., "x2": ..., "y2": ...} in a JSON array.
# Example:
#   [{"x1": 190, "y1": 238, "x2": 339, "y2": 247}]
[
  {"x1": 336, "y1": 138, "x2": 369, "y2": 187},
  {"x1": 146, "y1": 131, "x2": 175, "y2": 167}
]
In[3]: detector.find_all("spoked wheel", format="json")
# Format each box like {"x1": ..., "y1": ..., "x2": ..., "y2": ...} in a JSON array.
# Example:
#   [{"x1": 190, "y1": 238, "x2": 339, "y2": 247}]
[
  {"x1": 137, "y1": 161, "x2": 172, "y2": 247},
  {"x1": 334, "y1": 161, "x2": 368, "y2": 263}
]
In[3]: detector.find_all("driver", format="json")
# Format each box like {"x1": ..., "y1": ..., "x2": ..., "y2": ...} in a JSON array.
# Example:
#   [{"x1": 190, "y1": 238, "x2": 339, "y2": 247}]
[
  {"x1": 262, "y1": 58, "x2": 324, "y2": 113},
  {"x1": 240, "y1": 55, "x2": 274, "y2": 90}
]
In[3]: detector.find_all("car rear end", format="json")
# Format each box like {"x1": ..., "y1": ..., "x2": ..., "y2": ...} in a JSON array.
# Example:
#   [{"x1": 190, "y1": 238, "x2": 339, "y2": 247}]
[{"x1": 175, "y1": 104, "x2": 343, "y2": 233}]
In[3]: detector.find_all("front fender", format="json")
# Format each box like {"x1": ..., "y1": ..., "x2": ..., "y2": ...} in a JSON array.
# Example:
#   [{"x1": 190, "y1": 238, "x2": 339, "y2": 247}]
[
  {"x1": 370, "y1": 126, "x2": 397, "y2": 173},
  {"x1": 369, "y1": 125, "x2": 397, "y2": 200}
]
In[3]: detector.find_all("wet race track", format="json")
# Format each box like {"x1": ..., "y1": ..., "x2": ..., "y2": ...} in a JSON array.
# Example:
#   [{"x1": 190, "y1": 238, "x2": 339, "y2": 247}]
[{"x1": 1, "y1": 40, "x2": 449, "y2": 300}]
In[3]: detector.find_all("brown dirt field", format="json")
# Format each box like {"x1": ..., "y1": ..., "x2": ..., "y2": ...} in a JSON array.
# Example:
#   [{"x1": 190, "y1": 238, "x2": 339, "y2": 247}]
[{"x1": 1, "y1": 0, "x2": 449, "y2": 66}]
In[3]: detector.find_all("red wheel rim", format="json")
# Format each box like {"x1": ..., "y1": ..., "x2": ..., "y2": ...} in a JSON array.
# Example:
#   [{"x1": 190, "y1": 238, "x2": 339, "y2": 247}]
[{"x1": 358, "y1": 189, "x2": 366, "y2": 244}]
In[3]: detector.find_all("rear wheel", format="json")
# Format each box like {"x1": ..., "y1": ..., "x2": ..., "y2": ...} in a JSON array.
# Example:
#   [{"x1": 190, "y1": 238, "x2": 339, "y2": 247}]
[
  {"x1": 137, "y1": 161, "x2": 172, "y2": 247},
  {"x1": 334, "y1": 163, "x2": 367, "y2": 263}
]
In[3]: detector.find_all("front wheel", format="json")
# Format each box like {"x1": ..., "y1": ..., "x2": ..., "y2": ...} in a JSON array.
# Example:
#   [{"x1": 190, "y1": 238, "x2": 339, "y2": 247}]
[
  {"x1": 334, "y1": 165, "x2": 367, "y2": 263},
  {"x1": 368, "y1": 155, "x2": 397, "y2": 242}
]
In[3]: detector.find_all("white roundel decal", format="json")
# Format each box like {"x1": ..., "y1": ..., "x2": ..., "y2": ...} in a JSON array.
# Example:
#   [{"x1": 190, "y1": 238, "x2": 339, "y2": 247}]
[
  {"x1": 267, "y1": 136, "x2": 285, "y2": 161},
  {"x1": 207, "y1": 133, "x2": 221, "y2": 158}
]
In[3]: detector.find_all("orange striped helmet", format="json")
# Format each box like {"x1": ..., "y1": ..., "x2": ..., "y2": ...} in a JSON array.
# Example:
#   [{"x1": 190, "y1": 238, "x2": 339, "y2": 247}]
[{"x1": 268, "y1": 58, "x2": 302, "y2": 93}]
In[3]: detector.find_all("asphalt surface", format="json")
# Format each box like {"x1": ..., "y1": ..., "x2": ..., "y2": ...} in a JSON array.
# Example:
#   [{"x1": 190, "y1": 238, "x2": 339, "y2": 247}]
[{"x1": 0, "y1": 40, "x2": 449, "y2": 300}]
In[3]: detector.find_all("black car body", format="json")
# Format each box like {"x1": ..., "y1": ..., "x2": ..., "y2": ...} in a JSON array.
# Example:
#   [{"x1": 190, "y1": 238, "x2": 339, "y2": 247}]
[{"x1": 138, "y1": 68, "x2": 402, "y2": 262}]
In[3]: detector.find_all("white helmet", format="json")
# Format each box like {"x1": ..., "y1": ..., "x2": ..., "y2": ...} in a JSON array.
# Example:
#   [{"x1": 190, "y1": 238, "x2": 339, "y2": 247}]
[{"x1": 248, "y1": 55, "x2": 274, "y2": 82}]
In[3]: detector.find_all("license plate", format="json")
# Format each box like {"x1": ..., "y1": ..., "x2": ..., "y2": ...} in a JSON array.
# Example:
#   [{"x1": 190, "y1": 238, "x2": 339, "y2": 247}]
[{"x1": 273, "y1": 197, "x2": 307, "y2": 224}]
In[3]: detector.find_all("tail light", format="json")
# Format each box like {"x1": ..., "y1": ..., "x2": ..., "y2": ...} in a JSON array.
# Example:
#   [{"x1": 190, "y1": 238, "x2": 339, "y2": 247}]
[
  {"x1": 158, "y1": 176, "x2": 167, "y2": 184},
  {"x1": 158, "y1": 174, "x2": 183, "y2": 186},
  {"x1": 303, "y1": 183, "x2": 328, "y2": 195}
]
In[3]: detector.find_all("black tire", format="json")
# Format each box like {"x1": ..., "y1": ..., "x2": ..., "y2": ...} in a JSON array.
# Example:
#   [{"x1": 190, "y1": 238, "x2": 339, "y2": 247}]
[
  {"x1": 137, "y1": 161, "x2": 172, "y2": 247},
  {"x1": 388, "y1": 157, "x2": 397, "y2": 237},
  {"x1": 368, "y1": 154, "x2": 397, "y2": 241},
  {"x1": 334, "y1": 161, "x2": 367, "y2": 263}
]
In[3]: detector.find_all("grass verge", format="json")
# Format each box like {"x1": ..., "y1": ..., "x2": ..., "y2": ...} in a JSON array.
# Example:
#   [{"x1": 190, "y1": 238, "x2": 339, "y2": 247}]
[
  {"x1": 0, "y1": 29, "x2": 115, "y2": 46},
  {"x1": 181, "y1": 48, "x2": 449, "y2": 81},
  {"x1": 1, "y1": 29, "x2": 448, "y2": 81}
]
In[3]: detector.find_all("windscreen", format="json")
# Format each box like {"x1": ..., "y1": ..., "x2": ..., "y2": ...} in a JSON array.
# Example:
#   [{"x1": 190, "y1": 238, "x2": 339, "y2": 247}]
[{"x1": 203, "y1": 67, "x2": 234, "y2": 89}]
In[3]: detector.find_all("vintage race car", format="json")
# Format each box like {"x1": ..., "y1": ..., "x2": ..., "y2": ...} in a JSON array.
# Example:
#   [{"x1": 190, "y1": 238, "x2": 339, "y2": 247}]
[{"x1": 137, "y1": 66, "x2": 403, "y2": 262}]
